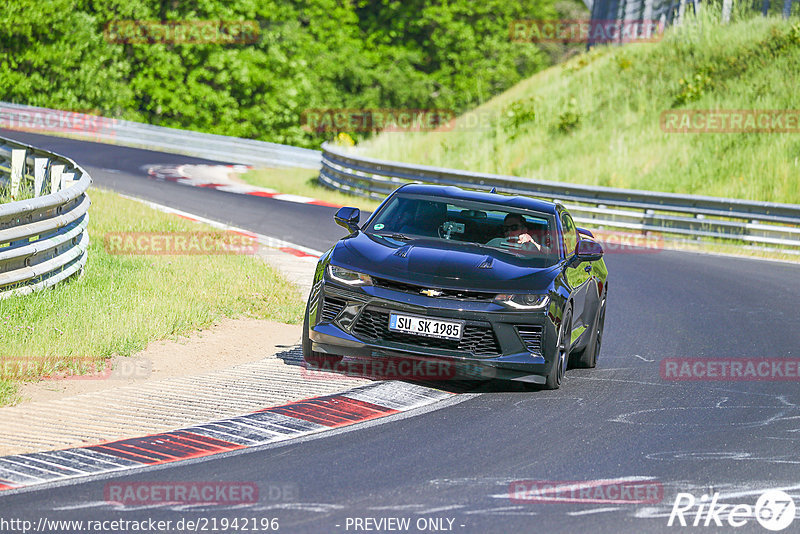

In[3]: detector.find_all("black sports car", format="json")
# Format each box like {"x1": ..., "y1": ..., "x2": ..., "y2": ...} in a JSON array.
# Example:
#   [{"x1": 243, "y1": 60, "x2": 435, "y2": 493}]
[{"x1": 302, "y1": 184, "x2": 607, "y2": 389}]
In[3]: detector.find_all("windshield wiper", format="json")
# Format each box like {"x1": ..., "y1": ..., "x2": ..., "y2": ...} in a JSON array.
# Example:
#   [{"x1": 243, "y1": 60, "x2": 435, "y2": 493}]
[{"x1": 375, "y1": 232, "x2": 412, "y2": 241}]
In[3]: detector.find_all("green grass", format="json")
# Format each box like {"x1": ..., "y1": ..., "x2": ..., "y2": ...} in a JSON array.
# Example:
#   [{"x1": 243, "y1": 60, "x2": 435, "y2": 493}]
[
  {"x1": 240, "y1": 166, "x2": 382, "y2": 212},
  {"x1": 0, "y1": 177, "x2": 37, "y2": 204},
  {"x1": 359, "y1": 13, "x2": 800, "y2": 205},
  {"x1": 0, "y1": 187, "x2": 305, "y2": 405}
]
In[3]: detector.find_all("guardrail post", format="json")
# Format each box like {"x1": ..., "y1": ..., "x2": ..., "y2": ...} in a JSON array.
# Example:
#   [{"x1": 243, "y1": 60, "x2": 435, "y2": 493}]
[
  {"x1": 10, "y1": 149, "x2": 25, "y2": 200},
  {"x1": 60, "y1": 172, "x2": 76, "y2": 190},
  {"x1": 677, "y1": 0, "x2": 687, "y2": 25},
  {"x1": 50, "y1": 164, "x2": 64, "y2": 195},
  {"x1": 644, "y1": 209, "x2": 654, "y2": 235},
  {"x1": 722, "y1": 0, "x2": 733, "y2": 22},
  {"x1": 695, "y1": 212, "x2": 705, "y2": 235},
  {"x1": 643, "y1": 0, "x2": 654, "y2": 28},
  {"x1": 33, "y1": 158, "x2": 48, "y2": 198}
]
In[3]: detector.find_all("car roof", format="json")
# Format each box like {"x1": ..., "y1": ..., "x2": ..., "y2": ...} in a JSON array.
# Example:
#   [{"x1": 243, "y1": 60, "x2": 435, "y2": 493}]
[{"x1": 395, "y1": 183, "x2": 558, "y2": 215}]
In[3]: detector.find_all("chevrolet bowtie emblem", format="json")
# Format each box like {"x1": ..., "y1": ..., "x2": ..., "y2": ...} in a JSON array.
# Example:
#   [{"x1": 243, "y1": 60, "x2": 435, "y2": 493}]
[{"x1": 420, "y1": 289, "x2": 443, "y2": 297}]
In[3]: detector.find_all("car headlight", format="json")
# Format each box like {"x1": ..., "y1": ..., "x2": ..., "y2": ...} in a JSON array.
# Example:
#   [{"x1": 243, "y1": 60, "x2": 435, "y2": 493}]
[
  {"x1": 327, "y1": 265, "x2": 373, "y2": 286},
  {"x1": 494, "y1": 294, "x2": 549, "y2": 310}
]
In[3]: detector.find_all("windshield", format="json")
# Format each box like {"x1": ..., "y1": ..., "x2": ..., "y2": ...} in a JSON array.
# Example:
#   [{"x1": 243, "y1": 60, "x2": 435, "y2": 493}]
[{"x1": 367, "y1": 193, "x2": 560, "y2": 265}]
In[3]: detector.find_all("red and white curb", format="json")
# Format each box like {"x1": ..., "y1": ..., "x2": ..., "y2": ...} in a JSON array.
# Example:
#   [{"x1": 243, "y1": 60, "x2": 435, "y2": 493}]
[
  {"x1": 115, "y1": 192, "x2": 324, "y2": 259},
  {"x1": 0, "y1": 382, "x2": 453, "y2": 493},
  {"x1": 145, "y1": 164, "x2": 343, "y2": 208}
]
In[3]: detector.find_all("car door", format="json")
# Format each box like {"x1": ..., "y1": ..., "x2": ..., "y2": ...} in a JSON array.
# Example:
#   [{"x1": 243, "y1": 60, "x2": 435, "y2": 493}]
[{"x1": 561, "y1": 211, "x2": 591, "y2": 346}]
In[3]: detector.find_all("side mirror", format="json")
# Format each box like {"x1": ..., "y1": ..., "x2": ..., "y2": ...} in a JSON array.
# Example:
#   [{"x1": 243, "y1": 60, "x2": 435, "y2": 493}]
[
  {"x1": 335, "y1": 207, "x2": 361, "y2": 235},
  {"x1": 574, "y1": 239, "x2": 604, "y2": 264},
  {"x1": 577, "y1": 227, "x2": 594, "y2": 238}
]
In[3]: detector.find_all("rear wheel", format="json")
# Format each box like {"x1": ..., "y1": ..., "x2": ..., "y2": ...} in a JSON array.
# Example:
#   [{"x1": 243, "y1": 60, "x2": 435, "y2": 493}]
[
  {"x1": 544, "y1": 308, "x2": 571, "y2": 390},
  {"x1": 302, "y1": 308, "x2": 343, "y2": 369}
]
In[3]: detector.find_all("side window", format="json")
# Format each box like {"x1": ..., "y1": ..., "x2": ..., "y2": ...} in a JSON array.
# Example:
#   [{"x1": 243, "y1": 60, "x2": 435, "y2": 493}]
[{"x1": 561, "y1": 213, "x2": 578, "y2": 256}]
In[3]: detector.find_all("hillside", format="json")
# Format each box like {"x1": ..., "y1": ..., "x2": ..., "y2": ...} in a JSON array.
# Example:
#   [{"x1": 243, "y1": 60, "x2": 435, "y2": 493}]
[{"x1": 359, "y1": 14, "x2": 800, "y2": 204}]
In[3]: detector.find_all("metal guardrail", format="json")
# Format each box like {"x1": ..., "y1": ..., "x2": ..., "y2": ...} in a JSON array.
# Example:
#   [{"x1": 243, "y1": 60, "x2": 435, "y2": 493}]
[
  {"x1": 319, "y1": 143, "x2": 800, "y2": 251},
  {"x1": 0, "y1": 136, "x2": 91, "y2": 298},
  {"x1": 0, "y1": 101, "x2": 322, "y2": 169}
]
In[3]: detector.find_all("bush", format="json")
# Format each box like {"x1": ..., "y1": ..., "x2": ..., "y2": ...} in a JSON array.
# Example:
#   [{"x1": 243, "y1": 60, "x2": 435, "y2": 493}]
[{"x1": 555, "y1": 97, "x2": 581, "y2": 133}]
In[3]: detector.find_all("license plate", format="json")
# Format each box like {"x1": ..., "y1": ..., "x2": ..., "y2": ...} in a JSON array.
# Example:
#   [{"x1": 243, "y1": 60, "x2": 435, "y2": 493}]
[{"x1": 389, "y1": 313, "x2": 463, "y2": 341}]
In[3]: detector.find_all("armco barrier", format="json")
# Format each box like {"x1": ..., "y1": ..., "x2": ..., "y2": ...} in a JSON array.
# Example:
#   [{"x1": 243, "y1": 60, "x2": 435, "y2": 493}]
[
  {"x1": 319, "y1": 143, "x2": 800, "y2": 252},
  {"x1": 0, "y1": 136, "x2": 91, "y2": 298},
  {"x1": 0, "y1": 101, "x2": 321, "y2": 169}
]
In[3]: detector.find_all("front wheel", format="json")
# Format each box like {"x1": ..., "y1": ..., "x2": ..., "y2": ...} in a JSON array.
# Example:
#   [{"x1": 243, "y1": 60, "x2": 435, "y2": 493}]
[
  {"x1": 302, "y1": 309, "x2": 343, "y2": 369},
  {"x1": 573, "y1": 295, "x2": 605, "y2": 369},
  {"x1": 544, "y1": 308, "x2": 571, "y2": 390}
]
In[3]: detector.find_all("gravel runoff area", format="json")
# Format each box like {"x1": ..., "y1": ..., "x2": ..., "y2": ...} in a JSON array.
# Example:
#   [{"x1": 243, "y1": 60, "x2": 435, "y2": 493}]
[{"x1": 0, "y1": 245, "x2": 373, "y2": 456}]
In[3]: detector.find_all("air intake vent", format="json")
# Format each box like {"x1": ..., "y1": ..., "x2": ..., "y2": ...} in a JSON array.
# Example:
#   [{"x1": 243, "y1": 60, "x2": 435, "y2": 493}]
[
  {"x1": 320, "y1": 297, "x2": 347, "y2": 323},
  {"x1": 393, "y1": 245, "x2": 413, "y2": 258},
  {"x1": 516, "y1": 325, "x2": 543, "y2": 354},
  {"x1": 308, "y1": 281, "x2": 323, "y2": 315}
]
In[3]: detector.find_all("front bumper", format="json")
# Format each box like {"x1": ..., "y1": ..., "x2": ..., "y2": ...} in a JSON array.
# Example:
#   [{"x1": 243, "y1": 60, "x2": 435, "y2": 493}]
[{"x1": 308, "y1": 281, "x2": 559, "y2": 383}]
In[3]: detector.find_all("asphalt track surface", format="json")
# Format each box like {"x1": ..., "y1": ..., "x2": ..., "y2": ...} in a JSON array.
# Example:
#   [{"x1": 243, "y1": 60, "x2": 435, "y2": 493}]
[
  {"x1": 2, "y1": 129, "x2": 800, "y2": 533},
  {"x1": 0, "y1": 130, "x2": 336, "y2": 252}
]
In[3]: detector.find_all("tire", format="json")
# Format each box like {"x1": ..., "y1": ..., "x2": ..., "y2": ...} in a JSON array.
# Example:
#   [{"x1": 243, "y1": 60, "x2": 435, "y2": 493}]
[
  {"x1": 544, "y1": 307, "x2": 571, "y2": 390},
  {"x1": 573, "y1": 294, "x2": 606, "y2": 369},
  {"x1": 302, "y1": 308, "x2": 343, "y2": 369}
]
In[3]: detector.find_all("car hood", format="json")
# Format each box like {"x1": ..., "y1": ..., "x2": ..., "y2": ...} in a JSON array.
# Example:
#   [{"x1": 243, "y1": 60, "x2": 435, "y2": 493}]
[{"x1": 334, "y1": 232, "x2": 561, "y2": 291}]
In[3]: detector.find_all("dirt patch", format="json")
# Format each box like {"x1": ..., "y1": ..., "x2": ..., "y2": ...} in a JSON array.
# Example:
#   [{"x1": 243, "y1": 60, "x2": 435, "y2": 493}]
[{"x1": 17, "y1": 317, "x2": 302, "y2": 405}]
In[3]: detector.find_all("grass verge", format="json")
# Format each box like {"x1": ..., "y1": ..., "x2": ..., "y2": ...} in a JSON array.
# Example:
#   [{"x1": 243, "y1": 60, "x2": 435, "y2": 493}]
[
  {"x1": 0, "y1": 187, "x2": 305, "y2": 406},
  {"x1": 359, "y1": 13, "x2": 800, "y2": 205}
]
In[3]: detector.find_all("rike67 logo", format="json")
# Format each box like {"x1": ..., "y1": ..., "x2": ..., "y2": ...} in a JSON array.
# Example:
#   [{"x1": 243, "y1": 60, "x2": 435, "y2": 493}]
[{"x1": 668, "y1": 490, "x2": 796, "y2": 531}]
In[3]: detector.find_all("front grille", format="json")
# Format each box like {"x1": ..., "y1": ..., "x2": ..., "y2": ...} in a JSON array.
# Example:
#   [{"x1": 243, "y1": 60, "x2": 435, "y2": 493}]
[
  {"x1": 320, "y1": 297, "x2": 347, "y2": 322},
  {"x1": 516, "y1": 325, "x2": 543, "y2": 354},
  {"x1": 372, "y1": 276, "x2": 497, "y2": 302},
  {"x1": 352, "y1": 308, "x2": 501, "y2": 356}
]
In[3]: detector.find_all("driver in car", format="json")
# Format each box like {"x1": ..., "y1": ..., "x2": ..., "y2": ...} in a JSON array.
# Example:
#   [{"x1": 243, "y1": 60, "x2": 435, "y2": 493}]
[{"x1": 486, "y1": 213, "x2": 541, "y2": 251}]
